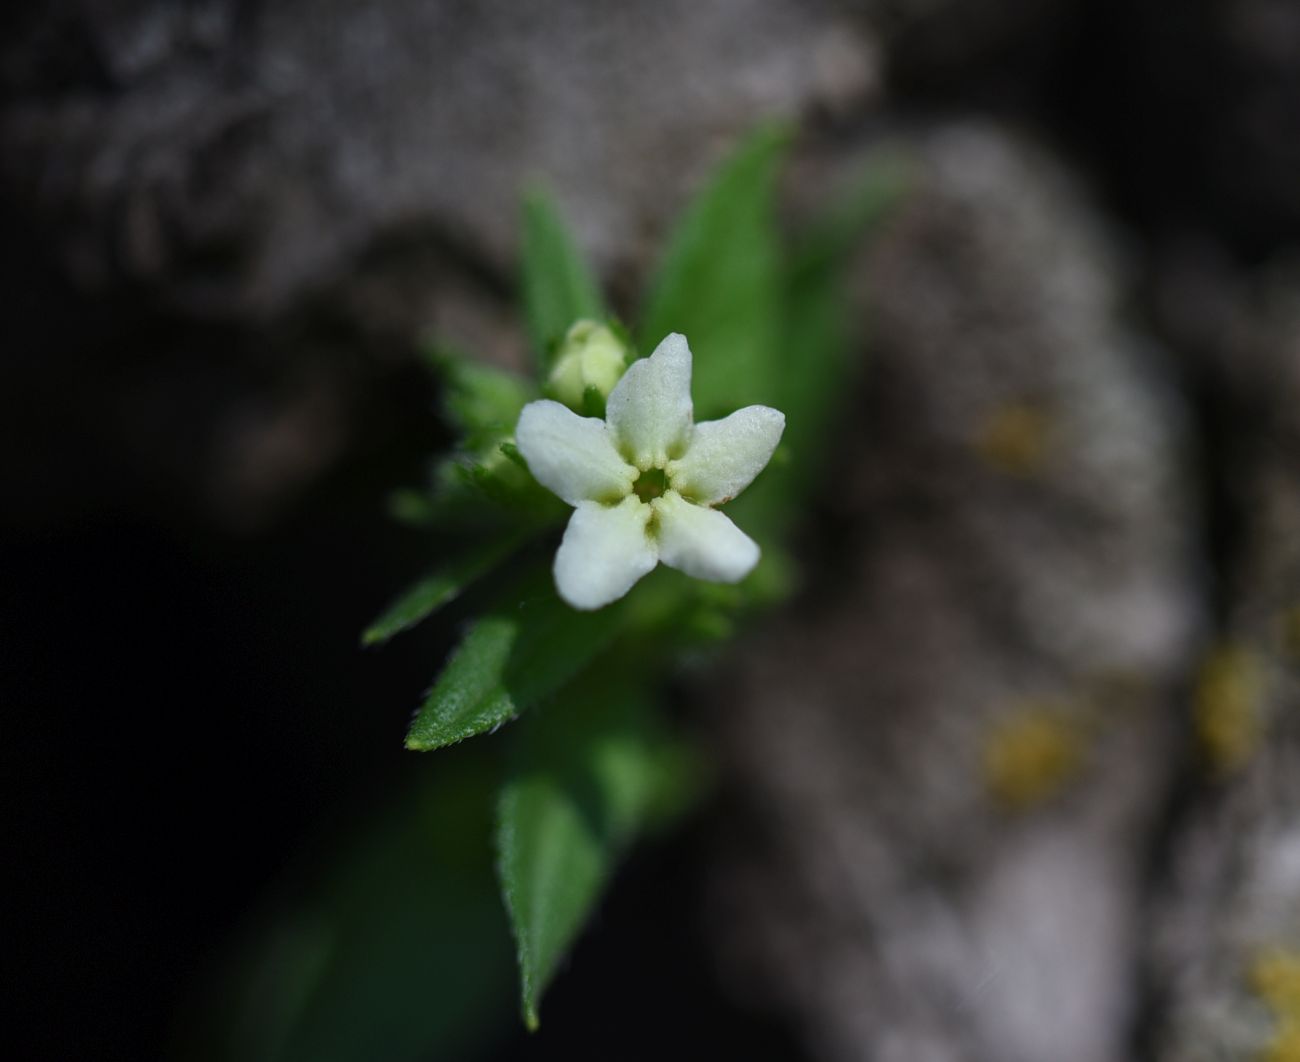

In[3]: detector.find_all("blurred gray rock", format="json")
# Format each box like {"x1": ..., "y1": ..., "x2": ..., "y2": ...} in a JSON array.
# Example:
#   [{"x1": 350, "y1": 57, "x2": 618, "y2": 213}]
[
  {"x1": 2, "y1": 0, "x2": 878, "y2": 317},
  {"x1": 709, "y1": 124, "x2": 1205, "y2": 1062}
]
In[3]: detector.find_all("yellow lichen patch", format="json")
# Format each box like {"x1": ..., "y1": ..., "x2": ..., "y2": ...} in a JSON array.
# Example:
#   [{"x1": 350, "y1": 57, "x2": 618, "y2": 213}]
[
  {"x1": 1261, "y1": 1022, "x2": 1300, "y2": 1062},
  {"x1": 1251, "y1": 951, "x2": 1300, "y2": 1062},
  {"x1": 983, "y1": 705, "x2": 1085, "y2": 809},
  {"x1": 1194, "y1": 645, "x2": 1265, "y2": 777},
  {"x1": 974, "y1": 403, "x2": 1053, "y2": 476},
  {"x1": 1253, "y1": 951, "x2": 1300, "y2": 1016}
]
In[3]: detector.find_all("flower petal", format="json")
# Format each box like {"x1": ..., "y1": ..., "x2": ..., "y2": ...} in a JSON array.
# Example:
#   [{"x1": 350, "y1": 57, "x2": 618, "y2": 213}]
[
  {"x1": 666, "y1": 405, "x2": 785, "y2": 505},
  {"x1": 554, "y1": 498, "x2": 659, "y2": 609},
  {"x1": 606, "y1": 332, "x2": 694, "y2": 469},
  {"x1": 652, "y1": 490, "x2": 759, "y2": 583},
  {"x1": 516, "y1": 399, "x2": 636, "y2": 506}
]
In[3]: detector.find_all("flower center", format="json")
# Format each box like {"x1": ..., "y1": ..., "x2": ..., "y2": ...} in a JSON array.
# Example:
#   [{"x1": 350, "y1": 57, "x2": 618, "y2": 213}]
[{"x1": 632, "y1": 466, "x2": 669, "y2": 503}]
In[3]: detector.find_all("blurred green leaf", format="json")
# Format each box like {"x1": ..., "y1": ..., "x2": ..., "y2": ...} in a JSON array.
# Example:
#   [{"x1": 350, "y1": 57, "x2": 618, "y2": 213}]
[
  {"x1": 431, "y1": 350, "x2": 535, "y2": 450},
  {"x1": 452, "y1": 449, "x2": 556, "y2": 514},
  {"x1": 793, "y1": 151, "x2": 911, "y2": 278},
  {"x1": 410, "y1": 459, "x2": 496, "y2": 529},
  {"x1": 500, "y1": 441, "x2": 527, "y2": 469},
  {"x1": 780, "y1": 153, "x2": 910, "y2": 477},
  {"x1": 580, "y1": 384, "x2": 605, "y2": 419},
  {"x1": 728, "y1": 153, "x2": 909, "y2": 543},
  {"x1": 180, "y1": 753, "x2": 515, "y2": 1062},
  {"x1": 413, "y1": 349, "x2": 559, "y2": 523},
  {"x1": 387, "y1": 487, "x2": 440, "y2": 528},
  {"x1": 361, "y1": 534, "x2": 524, "y2": 647},
  {"x1": 496, "y1": 670, "x2": 699, "y2": 1029},
  {"x1": 414, "y1": 446, "x2": 565, "y2": 531},
  {"x1": 521, "y1": 191, "x2": 605, "y2": 367},
  {"x1": 638, "y1": 126, "x2": 787, "y2": 417},
  {"x1": 405, "y1": 581, "x2": 625, "y2": 751}
]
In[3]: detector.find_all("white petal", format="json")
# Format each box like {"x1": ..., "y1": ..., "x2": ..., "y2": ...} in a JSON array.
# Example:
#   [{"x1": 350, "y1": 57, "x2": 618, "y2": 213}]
[
  {"x1": 516, "y1": 400, "x2": 636, "y2": 506},
  {"x1": 554, "y1": 498, "x2": 659, "y2": 610},
  {"x1": 651, "y1": 490, "x2": 759, "y2": 583},
  {"x1": 666, "y1": 405, "x2": 785, "y2": 506},
  {"x1": 606, "y1": 332, "x2": 694, "y2": 469}
]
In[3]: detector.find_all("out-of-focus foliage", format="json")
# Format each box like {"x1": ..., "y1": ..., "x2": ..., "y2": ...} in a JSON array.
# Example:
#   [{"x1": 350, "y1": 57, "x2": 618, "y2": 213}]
[
  {"x1": 639, "y1": 127, "x2": 786, "y2": 418},
  {"x1": 521, "y1": 191, "x2": 607, "y2": 369},
  {"x1": 181, "y1": 752, "x2": 515, "y2": 1062}
]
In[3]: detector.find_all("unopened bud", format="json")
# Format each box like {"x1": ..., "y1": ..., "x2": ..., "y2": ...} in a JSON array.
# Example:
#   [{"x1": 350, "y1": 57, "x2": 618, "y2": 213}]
[{"x1": 547, "y1": 320, "x2": 628, "y2": 412}]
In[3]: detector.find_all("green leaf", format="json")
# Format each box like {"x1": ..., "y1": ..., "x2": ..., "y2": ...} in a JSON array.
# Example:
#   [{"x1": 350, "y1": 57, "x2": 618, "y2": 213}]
[
  {"x1": 780, "y1": 152, "x2": 910, "y2": 473},
  {"x1": 405, "y1": 580, "x2": 625, "y2": 750},
  {"x1": 728, "y1": 153, "x2": 910, "y2": 544},
  {"x1": 179, "y1": 751, "x2": 516, "y2": 1062},
  {"x1": 396, "y1": 347, "x2": 556, "y2": 530},
  {"x1": 361, "y1": 534, "x2": 523, "y2": 647},
  {"x1": 415, "y1": 446, "x2": 566, "y2": 530},
  {"x1": 395, "y1": 461, "x2": 558, "y2": 536},
  {"x1": 579, "y1": 385, "x2": 605, "y2": 419},
  {"x1": 452, "y1": 449, "x2": 555, "y2": 513},
  {"x1": 431, "y1": 350, "x2": 535, "y2": 449},
  {"x1": 521, "y1": 191, "x2": 605, "y2": 367},
  {"x1": 387, "y1": 488, "x2": 440, "y2": 528},
  {"x1": 499, "y1": 441, "x2": 527, "y2": 470},
  {"x1": 638, "y1": 125, "x2": 787, "y2": 417},
  {"x1": 793, "y1": 151, "x2": 911, "y2": 279},
  {"x1": 496, "y1": 670, "x2": 699, "y2": 1029}
]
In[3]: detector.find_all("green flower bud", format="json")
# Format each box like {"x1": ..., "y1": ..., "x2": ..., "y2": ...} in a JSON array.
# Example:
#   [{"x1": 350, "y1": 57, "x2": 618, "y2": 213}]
[{"x1": 547, "y1": 320, "x2": 628, "y2": 412}]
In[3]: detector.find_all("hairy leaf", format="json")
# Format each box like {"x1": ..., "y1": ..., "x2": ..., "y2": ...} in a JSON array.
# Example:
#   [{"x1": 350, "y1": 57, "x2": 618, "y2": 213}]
[
  {"x1": 415, "y1": 446, "x2": 566, "y2": 531},
  {"x1": 496, "y1": 671, "x2": 698, "y2": 1029},
  {"x1": 405, "y1": 582, "x2": 624, "y2": 751}
]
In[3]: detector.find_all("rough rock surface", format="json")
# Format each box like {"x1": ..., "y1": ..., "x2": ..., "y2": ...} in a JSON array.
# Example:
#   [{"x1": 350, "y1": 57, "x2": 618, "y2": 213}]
[
  {"x1": 1, "y1": 0, "x2": 877, "y2": 315},
  {"x1": 710, "y1": 125, "x2": 1205, "y2": 1062}
]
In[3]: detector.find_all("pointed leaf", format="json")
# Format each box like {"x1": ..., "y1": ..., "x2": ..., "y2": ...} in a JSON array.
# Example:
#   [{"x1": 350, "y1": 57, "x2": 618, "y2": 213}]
[
  {"x1": 361, "y1": 534, "x2": 523, "y2": 647},
  {"x1": 727, "y1": 154, "x2": 909, "y2": 543},
  {"x1": 521, "y1": 191, "x2": 605, "y2": 366},
  {"x1": 405, "y1": 581, "x2": 625, "y2": 750},
  {"x1": 780, "y1": 152, "x2": 911, "y2": 472},
  {"x1": 638, "y1": 126, "x2": 787, "y2": 417},
  {"x1": 496, "y1": 671, "x2": 699, "y2": 1029}
]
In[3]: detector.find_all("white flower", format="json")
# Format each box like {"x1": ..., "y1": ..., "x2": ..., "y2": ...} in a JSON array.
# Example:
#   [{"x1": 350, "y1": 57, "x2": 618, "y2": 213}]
[{"x1": 515, "y1": 333, "x2": 785, "y2": 610}]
